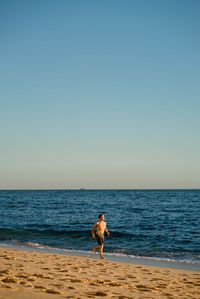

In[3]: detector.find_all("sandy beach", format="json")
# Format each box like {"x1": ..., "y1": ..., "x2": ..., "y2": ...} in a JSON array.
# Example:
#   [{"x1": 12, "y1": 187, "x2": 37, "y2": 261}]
[{"x1": 0, "y1": 247, "x2": 199, "y2": 298}]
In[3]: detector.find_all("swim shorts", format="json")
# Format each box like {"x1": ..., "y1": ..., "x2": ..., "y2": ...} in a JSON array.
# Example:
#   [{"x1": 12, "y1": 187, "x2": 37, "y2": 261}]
[{"x1": 95, "y1": 233, "x2": 104, "y2": 245}]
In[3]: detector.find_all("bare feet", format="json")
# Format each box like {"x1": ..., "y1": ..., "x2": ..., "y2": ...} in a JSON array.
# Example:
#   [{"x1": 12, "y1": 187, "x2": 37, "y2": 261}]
[
  {"x1": 100, "y1": 255, "x2": 105, "y2": 259},
  {"x1": 92, "y1": 247, "x2": 96, "y2": 254}
]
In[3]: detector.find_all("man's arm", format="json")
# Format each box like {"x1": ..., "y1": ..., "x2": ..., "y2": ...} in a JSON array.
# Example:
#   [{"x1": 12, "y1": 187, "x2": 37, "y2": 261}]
[
  {"x1": 92, "y1": 222, "x2": 97, "y2": 239},
  {"x1": 105, "y1": 223, "x2": 110, "y2": 236}
]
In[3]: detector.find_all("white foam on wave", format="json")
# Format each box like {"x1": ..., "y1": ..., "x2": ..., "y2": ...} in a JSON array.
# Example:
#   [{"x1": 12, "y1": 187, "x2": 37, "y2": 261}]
[
  {"x1": 25, "y1": 242, "x2": 50, "y2": 249},
  {"x1": 105, "y1": 251, "x2": 200, "y2": 265}
]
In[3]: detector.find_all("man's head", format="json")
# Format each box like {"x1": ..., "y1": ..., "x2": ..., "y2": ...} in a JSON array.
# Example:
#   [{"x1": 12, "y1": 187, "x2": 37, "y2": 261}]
[{"x1": 98, "y1": 214, "x2": 104, "y2": 221}]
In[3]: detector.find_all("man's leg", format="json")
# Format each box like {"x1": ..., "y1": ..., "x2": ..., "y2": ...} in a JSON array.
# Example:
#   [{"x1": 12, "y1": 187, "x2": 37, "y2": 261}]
[
  {"x1": 99, "y1": 244, "x2": 104, "y2": 259},
  {"x1": 92, "y1": 245, "x2": 100, "y2": 254}
]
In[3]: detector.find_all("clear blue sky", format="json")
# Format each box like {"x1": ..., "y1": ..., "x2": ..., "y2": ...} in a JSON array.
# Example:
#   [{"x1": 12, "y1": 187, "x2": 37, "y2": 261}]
[{"x1": 0, "y1": 0, "x2": 200, "y2": 189}]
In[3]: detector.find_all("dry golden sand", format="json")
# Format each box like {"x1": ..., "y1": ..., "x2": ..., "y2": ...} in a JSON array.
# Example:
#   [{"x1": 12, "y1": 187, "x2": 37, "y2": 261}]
[{"x1": 0, "y1": 247, "x2": 200, "y2": 299}]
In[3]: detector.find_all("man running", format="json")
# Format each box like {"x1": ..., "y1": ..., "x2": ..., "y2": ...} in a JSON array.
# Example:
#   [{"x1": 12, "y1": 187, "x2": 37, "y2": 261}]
[{"x1": 92, "y1": 214, "x2": 110, "y2": 259}]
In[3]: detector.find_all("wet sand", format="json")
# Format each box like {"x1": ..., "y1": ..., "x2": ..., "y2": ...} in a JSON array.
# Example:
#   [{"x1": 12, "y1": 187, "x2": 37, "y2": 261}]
[{"x1": 0, "y1": 247, "x2": 200, "y2": 298}]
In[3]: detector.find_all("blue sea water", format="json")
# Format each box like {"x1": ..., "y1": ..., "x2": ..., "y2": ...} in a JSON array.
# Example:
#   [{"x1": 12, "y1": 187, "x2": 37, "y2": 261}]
[{"x1": 0, "y1": 189, "x2": 199, "y2": 270}]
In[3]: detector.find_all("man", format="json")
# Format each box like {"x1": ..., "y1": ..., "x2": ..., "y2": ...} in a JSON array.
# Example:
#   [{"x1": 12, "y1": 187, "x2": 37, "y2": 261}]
[{"x1": 92, "y1": 214, "x2": 110, "y2": 259}]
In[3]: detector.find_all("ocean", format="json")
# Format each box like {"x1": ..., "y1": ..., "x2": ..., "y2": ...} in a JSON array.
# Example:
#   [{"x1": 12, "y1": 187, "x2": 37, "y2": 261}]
[{"x1": 0, "y1": 189, "x2": 199, "y2": 270}]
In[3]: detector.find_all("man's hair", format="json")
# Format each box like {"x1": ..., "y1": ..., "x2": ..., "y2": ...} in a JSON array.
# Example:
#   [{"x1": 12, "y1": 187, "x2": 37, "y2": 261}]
[{"x1": 98, "y1": 213, "x2": 104, "y2": 219}]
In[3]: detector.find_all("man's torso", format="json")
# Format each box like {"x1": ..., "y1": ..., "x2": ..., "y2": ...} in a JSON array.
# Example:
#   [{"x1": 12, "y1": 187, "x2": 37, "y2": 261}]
[{"x1": 96, "y1": 221, "x2": 106, "y2": 235}]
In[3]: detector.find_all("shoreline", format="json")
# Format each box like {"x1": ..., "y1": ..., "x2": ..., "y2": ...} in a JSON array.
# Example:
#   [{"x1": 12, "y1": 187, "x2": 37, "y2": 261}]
[
  {"x1": 0, "y1": 246, "x2": 200, "y2": 298},
  {"x1": 1, "y1": 243, "x2": 200, "y2": 272}
]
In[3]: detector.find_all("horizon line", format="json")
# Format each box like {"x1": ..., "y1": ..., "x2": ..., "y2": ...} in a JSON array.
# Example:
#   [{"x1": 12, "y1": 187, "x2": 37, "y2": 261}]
[{"x1": 0, "y1": 188, "x2": 199, "y2": 191}]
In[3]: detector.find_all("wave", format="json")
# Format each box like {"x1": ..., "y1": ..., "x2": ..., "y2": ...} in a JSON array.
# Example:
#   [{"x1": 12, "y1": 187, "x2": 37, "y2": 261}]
[{"x1": 0, "y1": 227, "x2": 133, "y2": 240}]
